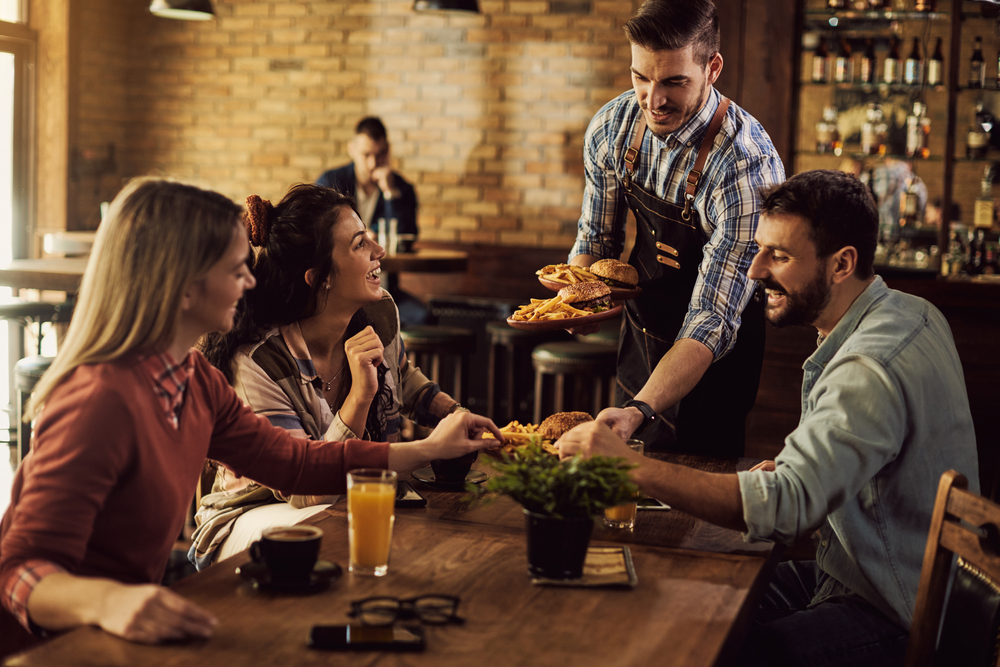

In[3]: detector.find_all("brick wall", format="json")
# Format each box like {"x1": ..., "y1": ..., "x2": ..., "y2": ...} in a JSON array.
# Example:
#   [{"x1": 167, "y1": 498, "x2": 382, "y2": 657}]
[{"x1": 67, "y1": 0, "x2": 642, "y2": 249}]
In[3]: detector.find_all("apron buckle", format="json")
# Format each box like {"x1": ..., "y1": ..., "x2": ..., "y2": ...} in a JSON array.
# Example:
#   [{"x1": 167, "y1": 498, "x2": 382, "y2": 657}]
[{"x1": 681, "y1": 193, "x2": 695, "y2": 221}]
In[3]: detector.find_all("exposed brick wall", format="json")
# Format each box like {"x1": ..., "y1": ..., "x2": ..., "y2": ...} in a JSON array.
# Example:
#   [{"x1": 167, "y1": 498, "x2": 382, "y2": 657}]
[{"x1": 67, "y1": 0, "x2": 642, "y2": 250}]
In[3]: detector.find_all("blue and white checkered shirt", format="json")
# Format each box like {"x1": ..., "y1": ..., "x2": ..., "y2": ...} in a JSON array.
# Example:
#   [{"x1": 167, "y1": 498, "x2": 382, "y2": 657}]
[{"x1": 570, "y1": 87, "x2": 785, "y2": 359}]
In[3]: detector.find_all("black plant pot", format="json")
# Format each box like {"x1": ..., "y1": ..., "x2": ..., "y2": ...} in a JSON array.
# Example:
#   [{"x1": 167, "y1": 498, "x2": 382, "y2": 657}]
[{"x1": 523, "y1": 509, "x2": 594, "y2": 579}]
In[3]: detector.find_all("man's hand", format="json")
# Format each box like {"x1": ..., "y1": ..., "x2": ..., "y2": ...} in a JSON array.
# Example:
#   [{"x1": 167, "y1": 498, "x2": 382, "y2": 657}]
[
  {"x1": 748, "y1": 460, "x2": 775, "y2": 473},
  {"x1": 595, "y1": 406, "x2": 644, "y2": 440},
  {"x1": 557, "y1": 420, "x2": 642, "y2": 464},
  {"x1": 371, "y1": 165, "x2": 395, "y2": 197}
]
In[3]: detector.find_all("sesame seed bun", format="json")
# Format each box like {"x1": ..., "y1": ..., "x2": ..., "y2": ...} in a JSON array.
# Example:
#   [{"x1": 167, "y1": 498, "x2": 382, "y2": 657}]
[
  {"x1": 589, "y1": 259, "x2": 639, "y2": 289},
  {"x1": 539, "y1": 411, "x2": 594, "y2": 441},
  {"x1": 557, "y1": 281, "x2": 611, "y2": 305}
]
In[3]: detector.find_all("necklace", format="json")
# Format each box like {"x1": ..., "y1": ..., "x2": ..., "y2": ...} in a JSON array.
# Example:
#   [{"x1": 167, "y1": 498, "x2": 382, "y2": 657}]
[{"x1": 319, "y1": 362, "x2": 347, "y2": 392}]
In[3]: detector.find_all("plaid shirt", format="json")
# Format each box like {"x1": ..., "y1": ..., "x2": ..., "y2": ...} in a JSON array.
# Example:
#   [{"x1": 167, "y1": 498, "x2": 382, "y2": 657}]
[
  {"x1": 3, "y1": 351, "x2": 193, "y2": 633},
  {"x1": 570, "y1": 87, "x2": 785, "y2": 358},
  {"x1": 142, "y1": 351, "x2": 196, "y2": 429}
]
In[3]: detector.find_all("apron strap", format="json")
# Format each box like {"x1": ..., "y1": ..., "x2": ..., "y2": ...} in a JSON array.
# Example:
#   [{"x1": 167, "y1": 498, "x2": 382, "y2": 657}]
[
  {"x1": 622, "y1": 114, "x2": 647, "y2": 194},
  {"x1": 682, "y1": 96, "x2": 730, "y2": 221}
]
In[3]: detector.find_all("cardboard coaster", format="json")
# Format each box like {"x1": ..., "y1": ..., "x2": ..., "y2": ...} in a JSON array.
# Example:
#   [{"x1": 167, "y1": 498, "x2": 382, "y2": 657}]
[{"x1": 531, "y1": 546, "x2": 638, "y2": 588}]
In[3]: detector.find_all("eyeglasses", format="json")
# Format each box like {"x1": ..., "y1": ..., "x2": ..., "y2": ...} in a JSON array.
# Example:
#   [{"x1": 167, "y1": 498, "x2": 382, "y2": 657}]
[{"x1": 348, "y1": 595, "x2": 464, "y2": 626}]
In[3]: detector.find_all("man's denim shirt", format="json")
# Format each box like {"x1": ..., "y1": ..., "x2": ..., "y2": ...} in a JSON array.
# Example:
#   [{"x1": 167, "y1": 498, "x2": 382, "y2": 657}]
[{"x1": 738, "y1": 277, "x2": 978, "y2": 629}]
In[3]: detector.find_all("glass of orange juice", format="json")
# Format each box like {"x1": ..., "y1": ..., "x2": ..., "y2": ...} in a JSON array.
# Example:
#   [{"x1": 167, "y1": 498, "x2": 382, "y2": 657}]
[
  {"x1": 347, "y1": 469, "x2": 398, "y2": 576},
  {"x1": 603, "y1": 439, "x2": 644, "y2": 530}
]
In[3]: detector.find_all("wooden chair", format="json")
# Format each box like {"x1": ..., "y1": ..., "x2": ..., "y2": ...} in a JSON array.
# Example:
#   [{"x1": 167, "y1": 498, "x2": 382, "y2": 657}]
[{"x1": 906, "y1": 470, "x2": 1000, "y2": 667}]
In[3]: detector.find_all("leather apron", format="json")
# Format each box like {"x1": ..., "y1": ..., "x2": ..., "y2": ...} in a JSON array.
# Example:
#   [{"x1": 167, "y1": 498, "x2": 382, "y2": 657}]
[{"x1": 616, "y1": 98, "x2": 765, "y2": 457}]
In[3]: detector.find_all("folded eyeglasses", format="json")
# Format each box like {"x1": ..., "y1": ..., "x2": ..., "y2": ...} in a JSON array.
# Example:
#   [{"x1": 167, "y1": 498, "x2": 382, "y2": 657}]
[{"x1": 348, "y1": 595, "x2": 464, "y2": 626}]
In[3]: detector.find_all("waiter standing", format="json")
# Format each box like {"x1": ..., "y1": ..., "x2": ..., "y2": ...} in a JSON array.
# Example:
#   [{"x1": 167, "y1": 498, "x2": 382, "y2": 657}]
[{"x1": 570, "y1": 0, "x2": 785, "y2": 456}]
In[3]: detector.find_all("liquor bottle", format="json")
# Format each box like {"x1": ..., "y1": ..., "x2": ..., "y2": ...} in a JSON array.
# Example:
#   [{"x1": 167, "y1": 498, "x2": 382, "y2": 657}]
[
  {"x1": 967, "y1": 100, "x2": 993, "y2": 159},
  {"x1": 860, "y1": 39, "x2": 878, "y2": 84},
  {"x1": 906, "y1": 101, "x2": 930, "y2": 158},
  {"x1": 970, "y1": 36, "x2": 985, "y2": 89},
  {"x1": 816, "y1": 106, "x2": 841, "y2": 154},
  {"x1": 984, "y1": 244, "x2": 999, "y2": 275},
  {"x1": 812, "y1": 38, "x2": 831, "y2": 83},
  {"x1": 974, "y1": 165, "x2": 995, "y2": 230},
  {"x1": 835, "y1": 38, "x2": 854, "y2": 83},
  {"x1": 901, "y1": 181, "x2": 920, "y2": 228},
  {"x1": 941, "y1": 231, "x2": 966, "y2": 277},
  {"x1": 914, "y1": 0, "x2": 935, "y2": 11},
  {"x1": 966, "y1": 228, "x2": 989, "y2": 275},
  {"x1": 884, "y1": 36, "x2": 901, "y2": 85},
  {"x1": 827, "y1": 0, "x2": 846, "y2": 8},
  {"x1": 927, "y1": 37, "x2": 944, "y2": 87},
  {"x1": 904, "y1": 37, "x2": 923, "y2": 85}
]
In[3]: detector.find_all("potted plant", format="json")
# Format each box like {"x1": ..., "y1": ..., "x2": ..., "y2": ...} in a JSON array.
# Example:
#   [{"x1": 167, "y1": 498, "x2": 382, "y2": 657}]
[{"x1": 473, "y1": 442, "x2": 638, "y2": 580}]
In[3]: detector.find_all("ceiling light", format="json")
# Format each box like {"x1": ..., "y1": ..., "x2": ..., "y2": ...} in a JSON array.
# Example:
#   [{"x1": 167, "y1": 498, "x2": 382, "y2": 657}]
[
  {"x1": 413, "y1": 0, "x2": 480, "y2": 13},
  {"x1": 149, "y1": 0, "x2": 216, "y2": 20}
]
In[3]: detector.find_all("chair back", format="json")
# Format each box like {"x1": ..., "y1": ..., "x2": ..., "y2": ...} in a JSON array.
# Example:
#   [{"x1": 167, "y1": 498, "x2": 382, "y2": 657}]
[{"x1": 906, "y1": 470, "x2": 1000, "y2": 667}]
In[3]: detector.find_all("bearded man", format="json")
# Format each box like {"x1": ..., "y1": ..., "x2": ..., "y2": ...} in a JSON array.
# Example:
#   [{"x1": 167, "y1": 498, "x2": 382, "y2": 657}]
[{"x1": 559, "y1": 169, "x2": 979, "y2": 666}]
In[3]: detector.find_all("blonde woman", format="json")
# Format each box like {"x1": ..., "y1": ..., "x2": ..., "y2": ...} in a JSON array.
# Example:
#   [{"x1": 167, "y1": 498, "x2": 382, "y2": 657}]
[{"x1": 0, "y1": 178, "x2": 499, "y2": 646}]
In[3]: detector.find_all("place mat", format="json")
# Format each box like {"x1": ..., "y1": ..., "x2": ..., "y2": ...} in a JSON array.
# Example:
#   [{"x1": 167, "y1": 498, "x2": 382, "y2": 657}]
[{"x1": 531, "y1": 546, "x2": 638, "y2": 588}]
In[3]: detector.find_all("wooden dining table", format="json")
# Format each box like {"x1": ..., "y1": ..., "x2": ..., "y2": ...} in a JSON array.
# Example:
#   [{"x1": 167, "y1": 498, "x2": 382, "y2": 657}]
[{"x1": 4, "y1": 453, "x2": 781, "y2": 667}]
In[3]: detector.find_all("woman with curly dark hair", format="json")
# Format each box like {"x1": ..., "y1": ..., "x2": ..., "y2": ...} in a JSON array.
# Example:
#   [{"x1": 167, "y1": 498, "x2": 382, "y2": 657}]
[{"x1": 191, "y1": 183, "x2": 468, "y2": 568}]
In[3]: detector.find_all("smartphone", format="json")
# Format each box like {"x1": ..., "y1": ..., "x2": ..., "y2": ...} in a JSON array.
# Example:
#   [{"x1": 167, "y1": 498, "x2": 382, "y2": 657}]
[
  {"x1": 307, "y1": 624, "x2": 425, "y2": 651},
  {"x1": 395, "y1": 480, "x2": 427, "y2": 508},
  {"x1": 637, "y1": 496, "x2": 671, "y2": 510}
]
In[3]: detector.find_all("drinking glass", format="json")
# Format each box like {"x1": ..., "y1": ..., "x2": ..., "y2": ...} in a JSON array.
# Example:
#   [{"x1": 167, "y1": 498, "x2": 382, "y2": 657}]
[
  {"x1": 603, "y1": 439, "x2": 644, "y2": 530},
  {"x1": 348, "y1": 469, "x2": 398, "y2": 576}
]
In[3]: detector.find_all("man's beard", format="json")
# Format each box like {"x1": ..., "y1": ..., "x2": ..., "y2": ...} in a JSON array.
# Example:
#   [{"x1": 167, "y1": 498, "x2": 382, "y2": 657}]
[
  {"x1": 761, "y1": 267, "x2": 831, "y2": 328},
  {"x1": 644, "y1": 86, "x2": 708, "y2": 140}
]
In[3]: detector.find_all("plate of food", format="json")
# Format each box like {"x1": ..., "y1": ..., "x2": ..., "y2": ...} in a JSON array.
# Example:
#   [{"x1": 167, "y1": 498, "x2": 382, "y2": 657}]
[
  {"x1": 481, "y1": 412, "x2": 594, "y2": 459},
  {"x1": 537, "y1": 260, "x2": 642, "y2": 300},
  {"x1": 508, "y1": 282, "x2": 623, "y2": 331}
]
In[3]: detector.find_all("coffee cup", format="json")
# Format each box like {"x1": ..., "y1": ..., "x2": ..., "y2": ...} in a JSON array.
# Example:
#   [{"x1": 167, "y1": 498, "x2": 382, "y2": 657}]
[
  {"x1": 430, "y1": 450, "x2": 478, "y2": 483},
  {"x1": 249, "y1": 525, "x2": 322, "y2": 585}
]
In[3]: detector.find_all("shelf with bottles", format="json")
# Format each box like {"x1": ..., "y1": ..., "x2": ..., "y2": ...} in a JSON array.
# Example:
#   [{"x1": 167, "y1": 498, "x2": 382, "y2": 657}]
[
  {"x1": 801, "y1": 81, "x2": 947, "y2": 92},
  {"x1": 805, "y1": 9, "x2": 948, "y2": 25},
  {"x1": 803, "y1": 31, "x2": 949, "y2": 89}
]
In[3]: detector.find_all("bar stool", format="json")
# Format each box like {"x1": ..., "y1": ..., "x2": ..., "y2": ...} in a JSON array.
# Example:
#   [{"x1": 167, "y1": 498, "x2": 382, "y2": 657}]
[
  {"x1": 485, "y1": 322, "x2": 567, "y2": 424},
  {"x1": 14, "y1": 355, "x2": 53, "y2": 465},
  {"x1": 1, "y1": 298, "x2": 74, "y2": 456},
  {"x1": 573, "y1": 314, "x2": 621, "y2": 348},
  {"x1": 400, "y1": 325, "x2": 476, "y2": 403},
  {"x1": 531, "y1": 341, "x2": 617, "y2": 424}
]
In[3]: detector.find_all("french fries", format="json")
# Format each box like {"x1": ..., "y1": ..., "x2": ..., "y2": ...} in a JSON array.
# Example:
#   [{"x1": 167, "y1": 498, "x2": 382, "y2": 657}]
[
  {"x1": 509, "y1": 295, "x2": 594, "y2": 322},
  {"x1": 482, "y1": 420, "x2": 559, "y2": 457},
  {"x1": 536, "y1": 263, "x2": 600, "y2": 285}
]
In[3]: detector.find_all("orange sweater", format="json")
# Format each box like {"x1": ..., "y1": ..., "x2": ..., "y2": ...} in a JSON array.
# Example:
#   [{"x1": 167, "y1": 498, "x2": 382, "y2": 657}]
[{"x1": 0, "y1": 351, "x2": 387, "y2": 601}]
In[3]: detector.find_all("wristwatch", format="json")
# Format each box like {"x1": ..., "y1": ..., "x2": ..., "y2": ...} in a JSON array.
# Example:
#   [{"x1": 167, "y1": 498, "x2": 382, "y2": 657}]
[{"x1": 621, "y1": 398, "x2": 657, "y2": 436}]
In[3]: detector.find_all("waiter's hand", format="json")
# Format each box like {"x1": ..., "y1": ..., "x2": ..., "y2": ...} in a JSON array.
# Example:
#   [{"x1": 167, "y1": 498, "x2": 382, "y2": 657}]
[
  {"x1": 566, "y1": 323, "x2": 602, "y2": 335},
  {"x1": 595, "y1": 406, "x2": 644, "y2": 441}
]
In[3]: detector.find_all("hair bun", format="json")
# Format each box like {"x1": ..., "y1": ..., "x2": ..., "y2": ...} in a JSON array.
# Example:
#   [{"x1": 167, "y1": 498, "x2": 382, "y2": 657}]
[{"x1": 244, "y1": 194, "x2": 274, "y2": 247}]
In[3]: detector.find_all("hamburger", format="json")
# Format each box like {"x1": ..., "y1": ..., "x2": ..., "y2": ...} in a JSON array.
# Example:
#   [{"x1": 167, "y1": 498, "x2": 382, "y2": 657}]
[
  {"x1": 557, "y1": 281, "x2": 612, "y2": 313},
  {"x1": 539, "y1": 411, "x2": 594, "y2": 441},
  {"x1": 589, "y1": 259, "x2": 639, "y2": 290}
]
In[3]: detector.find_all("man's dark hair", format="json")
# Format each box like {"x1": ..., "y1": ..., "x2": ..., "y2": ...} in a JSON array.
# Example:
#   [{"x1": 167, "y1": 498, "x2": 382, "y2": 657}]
[
  {"x1": 759, "y1": 170, "x2": 879, "y2": 280},
  {"x1": 623, "y1": 0, "x2": 720, "y2": 67},
  {"x1": 355, "y1": 116, "x2": 387, "y2": 143}
]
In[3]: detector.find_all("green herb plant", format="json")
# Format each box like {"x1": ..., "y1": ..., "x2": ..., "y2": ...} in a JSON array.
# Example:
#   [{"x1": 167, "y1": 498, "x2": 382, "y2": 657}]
[{"x1": 471, "y1": 442, "x2": 639, "y2": 519}]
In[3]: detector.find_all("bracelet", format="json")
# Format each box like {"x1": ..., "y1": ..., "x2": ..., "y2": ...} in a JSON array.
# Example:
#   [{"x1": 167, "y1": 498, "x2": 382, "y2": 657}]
[{"x1": 446, "y1": 401, "x2": 467, "y2": 414}]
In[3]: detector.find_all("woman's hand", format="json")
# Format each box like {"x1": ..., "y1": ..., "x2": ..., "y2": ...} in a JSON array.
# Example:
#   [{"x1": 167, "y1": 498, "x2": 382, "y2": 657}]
[
  {"x1": 387, "y1": 412, "x2": 503, "y2": 470},
  {"x1": 98, "y1": 583, "x2": 217, "y2": 644},
  {"x1": 344, "y1": 326, "x2": 384, "y2": 402},
  {"x1": 27, "y1": 573, "x2": 217, "y2": 645}
]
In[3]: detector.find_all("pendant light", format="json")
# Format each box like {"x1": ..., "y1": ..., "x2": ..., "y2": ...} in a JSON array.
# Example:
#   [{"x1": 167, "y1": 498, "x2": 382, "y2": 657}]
[
  {"x1": 413, "y1": 0, "x2": 480, "y2": 12},
  {"x1": 149, "y1": 0, "x2": 216, "y2": 20}
]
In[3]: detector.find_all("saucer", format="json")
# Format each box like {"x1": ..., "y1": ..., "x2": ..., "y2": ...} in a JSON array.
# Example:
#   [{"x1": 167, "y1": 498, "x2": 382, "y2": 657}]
[
  {"x1": 412, "y1": 467, "x2": 487, "y2": 489},
  {"x1": 236, "y1": 559, "x2": 342, "y2": 594}
]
